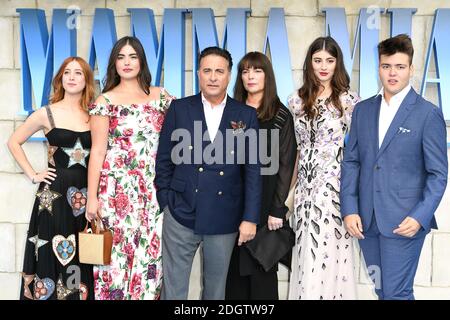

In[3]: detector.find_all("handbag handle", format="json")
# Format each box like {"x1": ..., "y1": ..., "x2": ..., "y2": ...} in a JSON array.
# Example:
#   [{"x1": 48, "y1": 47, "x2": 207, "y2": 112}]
[
  {"x1": 82, "y1": 221, "x2": 92, "y2": 233},
  {"x1": 83, "y1": 217, "x2": 104, "y2": 235}
]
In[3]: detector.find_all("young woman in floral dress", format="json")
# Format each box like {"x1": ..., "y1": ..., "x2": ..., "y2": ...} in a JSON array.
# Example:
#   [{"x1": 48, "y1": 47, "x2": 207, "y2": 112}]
[{"x1": 86, "y1": 36, "x2": 173, "y2": 300}]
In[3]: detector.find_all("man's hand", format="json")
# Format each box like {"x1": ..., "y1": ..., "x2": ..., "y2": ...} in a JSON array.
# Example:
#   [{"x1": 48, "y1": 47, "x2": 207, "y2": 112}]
[
  {"x1": 344, "y1": 214, "x2": 365, "y2": 239},
  {"x1": 238, "y1": 221, "x2": 257, "y2": 246},
  {"x1": 393, "y1": 217, "x2": 421, "y2": 237}
]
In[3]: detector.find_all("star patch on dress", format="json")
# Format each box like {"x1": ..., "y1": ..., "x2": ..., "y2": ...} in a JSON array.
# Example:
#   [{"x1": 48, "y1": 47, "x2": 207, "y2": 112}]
[
  {"x1": 66, "y1": 187, "x2": 87, "y2": 217},
  {"x1": 28, "y1": 234, "x2": 48, "y2": 261},
  {"x1": 47, "y1": 143, "x2": 58, "y2": 166},
  {"x1": 52, "y1": 234, "x2": 76, "y2": 266},
  {"x1": 62, "y1": 138, "x2": 90, "y2": 168},
  {"x1": 36, "y1": 184, "x2": 62, "y2": 215},
  {"x1": 56, "y1": 274, "x2": 77, "y2": 300},
  {"x1": 22, "y1": 273, "x2": 35, "y2": 300}
]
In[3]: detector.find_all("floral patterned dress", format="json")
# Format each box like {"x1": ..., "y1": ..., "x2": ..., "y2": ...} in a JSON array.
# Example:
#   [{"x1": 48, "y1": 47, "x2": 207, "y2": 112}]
[
  {"x1": 288, "y1": 91, "x2": 360, "y2": 300},
  {"x1": 88, "y1": 89, "x2": 173, "y2": 300}
]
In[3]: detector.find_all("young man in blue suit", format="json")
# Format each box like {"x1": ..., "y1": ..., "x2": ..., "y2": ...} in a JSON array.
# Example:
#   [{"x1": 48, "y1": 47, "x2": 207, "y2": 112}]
[
  {"x1": 155, "y1": 47, "x2": 262, "y2": 299},
  {"x1": 341, "y1": 34, "x2": 448, "y2": 300}
]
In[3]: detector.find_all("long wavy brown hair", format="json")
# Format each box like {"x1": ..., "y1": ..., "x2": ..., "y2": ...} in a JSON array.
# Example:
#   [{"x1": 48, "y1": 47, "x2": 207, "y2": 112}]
[
  {"x1": 299, "y1": 36, "x2": 349, "y2": 119},
  {"x1": 234, "y1": 52, "x2": 282, "y2": 122},
  {"x1": 50, "y1": 56, "x2": 95, "y2": 111},
  {"x1": 102, "y1": 36, "x2": 152, "y2": 94}
]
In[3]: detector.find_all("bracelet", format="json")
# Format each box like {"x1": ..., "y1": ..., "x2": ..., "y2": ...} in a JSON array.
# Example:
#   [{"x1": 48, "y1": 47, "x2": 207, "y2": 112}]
[{"x1": 31, "y1": 173, "x2": 38, "y2": 184}]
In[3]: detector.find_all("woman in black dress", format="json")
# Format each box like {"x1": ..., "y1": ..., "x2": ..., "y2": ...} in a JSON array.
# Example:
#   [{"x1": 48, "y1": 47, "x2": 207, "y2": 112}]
[
  {"x1": 225, "y1": 52, "x2": 297, "y2": 299},
  {"x1": 8, "y1": 57, "x2": 95, "y2": 300}
]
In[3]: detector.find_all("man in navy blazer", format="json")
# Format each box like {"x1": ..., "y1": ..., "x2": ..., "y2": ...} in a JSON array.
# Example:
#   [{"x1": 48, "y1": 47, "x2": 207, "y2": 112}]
[
  {"x1": 341, "y1": 35, "x2": 448, "y2": 300},
  {"x1": 155, "y1": 47, "x2": 262, "y2": 299}
]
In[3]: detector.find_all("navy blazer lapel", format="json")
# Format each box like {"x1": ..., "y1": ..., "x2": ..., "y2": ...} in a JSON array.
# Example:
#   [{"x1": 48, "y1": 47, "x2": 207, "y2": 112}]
[
  {"x1": 188, "y1": 93, "x2": 210, "y2": 143},
  {"x1": 217, "y1": 95, "x2": 237, "y2": 137},
  {"x1": 376, "y1": 88, "x2": 417, "y2": 160},
  {"x1": 202, "y1": 97, "x2": 236, "y2": 166}
]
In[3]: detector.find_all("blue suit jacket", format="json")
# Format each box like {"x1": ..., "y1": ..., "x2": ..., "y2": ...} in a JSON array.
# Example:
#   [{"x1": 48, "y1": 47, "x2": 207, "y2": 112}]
[
  {"x1": 340, "y1": 88, "x2": 448, "y2": 238},
  {"x1": 155, "y1": 93, "x2": 262, "y2": 234}
]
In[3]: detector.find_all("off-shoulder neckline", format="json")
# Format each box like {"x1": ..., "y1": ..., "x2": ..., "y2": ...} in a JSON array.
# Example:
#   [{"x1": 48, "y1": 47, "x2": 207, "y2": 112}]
[
  {"x1": 91, "y1": 99, "x2": 165, "y2": 107},
  {"x1": 99, "y1": 88, "x2": 169, "y2": 106}
]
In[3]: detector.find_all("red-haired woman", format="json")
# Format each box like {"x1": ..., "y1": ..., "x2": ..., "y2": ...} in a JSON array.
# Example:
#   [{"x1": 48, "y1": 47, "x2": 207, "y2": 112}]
[{"x1": 8, "y1": 57, "x2": 95, "y2": 300}]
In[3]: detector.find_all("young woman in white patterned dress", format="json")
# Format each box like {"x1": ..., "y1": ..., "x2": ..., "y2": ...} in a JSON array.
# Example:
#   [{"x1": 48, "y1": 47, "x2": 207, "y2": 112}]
[{"x1": 288, "y1": 37, "x2": 360, "y2": 300}]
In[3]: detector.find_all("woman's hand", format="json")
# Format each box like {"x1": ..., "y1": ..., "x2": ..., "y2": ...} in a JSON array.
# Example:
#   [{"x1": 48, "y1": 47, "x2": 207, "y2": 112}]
[
  {"x1": 85, "y1": 197, "x2": 101, "y2": 222},
  {"x1": 31, "y1": 168, "x2": 57, "y2": 185},
  {"x1": 268, "y1": 215, "x2": 284, "y2": 231}
]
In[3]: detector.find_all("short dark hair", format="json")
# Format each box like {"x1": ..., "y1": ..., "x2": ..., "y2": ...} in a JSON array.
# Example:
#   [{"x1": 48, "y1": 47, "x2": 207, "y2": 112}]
[
  {"x1": 378, "y1": 34, "x2": 414, "y2": 65},
  {"x1": 198, "y1": 46, "x2": 233, "y2": 71}
]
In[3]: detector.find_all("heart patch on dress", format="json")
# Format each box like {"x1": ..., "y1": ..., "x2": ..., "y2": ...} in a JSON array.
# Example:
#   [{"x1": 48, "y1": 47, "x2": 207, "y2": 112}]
[
  {"x1": 33, "y1": 276, "x2": 55, "y2": 300},
  {"x1": 52, "y1": 234, "x2": 76, "y2": 266},
  {"x1": 66, "y1": 187, "x2": 87, "y2": 217}
]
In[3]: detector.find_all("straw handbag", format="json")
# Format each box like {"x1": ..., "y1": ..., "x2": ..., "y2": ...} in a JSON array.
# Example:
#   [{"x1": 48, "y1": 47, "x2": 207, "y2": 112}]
[{"x1": 79, "y1": 218, "x2": 112, "y2": 265}]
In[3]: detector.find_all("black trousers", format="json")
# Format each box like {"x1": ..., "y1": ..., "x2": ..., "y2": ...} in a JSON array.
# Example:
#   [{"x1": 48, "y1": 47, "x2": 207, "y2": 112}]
[{"x1": 225, "y1": 246, "x2": 279, "y2": 300}]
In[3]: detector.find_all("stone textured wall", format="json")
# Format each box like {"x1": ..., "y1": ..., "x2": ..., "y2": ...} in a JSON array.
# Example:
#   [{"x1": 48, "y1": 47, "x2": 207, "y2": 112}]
[{"x1": 1, "y1": 0, "x2": 449, "y2": 300}]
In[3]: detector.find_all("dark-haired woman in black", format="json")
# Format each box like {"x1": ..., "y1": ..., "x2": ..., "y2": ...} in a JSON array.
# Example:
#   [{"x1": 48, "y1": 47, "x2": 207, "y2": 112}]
[{"x1": 225, "y1": 52, "x2": 296, "y2": 300}]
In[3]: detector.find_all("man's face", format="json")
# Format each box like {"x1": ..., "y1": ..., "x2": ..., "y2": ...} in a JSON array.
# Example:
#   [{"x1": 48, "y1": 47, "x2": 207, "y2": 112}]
[
  {"x1": 379, "y1": 52, "x2": 413, "y2": 100},
  {"x1": 198, "y1": 54, "x2": 231, "y2": 103}
]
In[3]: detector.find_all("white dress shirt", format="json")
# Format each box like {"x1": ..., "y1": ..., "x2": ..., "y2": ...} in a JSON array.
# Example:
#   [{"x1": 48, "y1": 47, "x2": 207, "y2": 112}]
[
  {"x1": 201, "y1": 93, "x2": 227, "y2": 142},
  {"x1": 378, "y1": 84, "x2": 411, "y2": 148}
]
